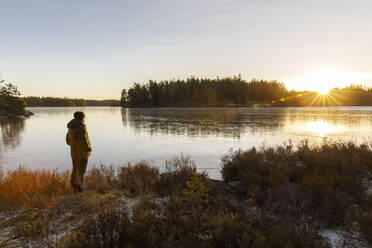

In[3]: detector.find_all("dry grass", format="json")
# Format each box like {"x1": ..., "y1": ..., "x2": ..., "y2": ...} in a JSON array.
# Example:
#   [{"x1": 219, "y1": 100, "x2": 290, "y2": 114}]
[
  {"x1": 0, "y1": 167, "x2": 71, "y2": 209},
  {"x1": 0, "y1": 158, "x2": 197, "y2": 211}
]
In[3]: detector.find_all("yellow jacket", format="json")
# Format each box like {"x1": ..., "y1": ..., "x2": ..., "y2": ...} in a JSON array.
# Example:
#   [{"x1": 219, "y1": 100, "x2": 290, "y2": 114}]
[{"x1": 66, "y1": 118, "x2": 92, "y2": 159}]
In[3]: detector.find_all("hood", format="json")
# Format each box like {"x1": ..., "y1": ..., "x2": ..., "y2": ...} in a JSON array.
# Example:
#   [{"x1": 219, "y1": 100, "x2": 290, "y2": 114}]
[{"x1": 67, "y1": 118, "x2": 83, "y2": 129}]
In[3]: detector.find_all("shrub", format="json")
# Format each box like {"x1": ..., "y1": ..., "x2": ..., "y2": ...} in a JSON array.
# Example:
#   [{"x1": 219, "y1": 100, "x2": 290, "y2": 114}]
[
  {"x1": 251, "y1": 219, "x2": 330, "y2": 248},
  {"x1": 182, "y1": 172, "x2": 209, "y2": 203},
  {"x1": 58, "y1": 231, "x2": 88, "y2": 248},
  {"x1": 70, "y1": 194, "x2": 330, "y2": 248},
  {"x1": 358, "y1": 211, "x2": 372, "y2": 243},
  {"x1": 78, "y1": 208, "x2": 131, "y2": 248},
  {"x1": 84, "y1": 165, "x2": 116, "y2": 193},
  {"x1": 221, "y1": 140, "x2": 372, "y2": 225},
  {"x1": 117, "y1": 162, "x2": 159, "y2": 196},
  {"x1": 155, "y1": 155, "x2": 200, "y2": 196}
]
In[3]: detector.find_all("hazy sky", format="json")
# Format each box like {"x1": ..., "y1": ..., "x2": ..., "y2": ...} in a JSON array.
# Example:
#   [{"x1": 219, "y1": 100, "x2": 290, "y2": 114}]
[{"x1": 1, "y1": 0, "x2": 372, "y2": 99}]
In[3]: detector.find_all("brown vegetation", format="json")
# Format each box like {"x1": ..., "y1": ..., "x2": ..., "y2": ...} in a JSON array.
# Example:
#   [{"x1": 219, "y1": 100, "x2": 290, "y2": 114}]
[
  {"x1": 0, "y1": 141, "x2": 371, "y2": 247},
  {"x1": 0, "y1": 167, "x2": 70, "y2": 209},
  {"x1": 222, "y1": 140, "x2": 372, "y2": 245}
]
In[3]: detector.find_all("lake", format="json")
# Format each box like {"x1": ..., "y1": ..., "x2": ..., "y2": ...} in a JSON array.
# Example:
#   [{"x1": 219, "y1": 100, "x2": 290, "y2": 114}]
[{"x1": 1, "y1": 107, "x2": 372, "y2": 179}]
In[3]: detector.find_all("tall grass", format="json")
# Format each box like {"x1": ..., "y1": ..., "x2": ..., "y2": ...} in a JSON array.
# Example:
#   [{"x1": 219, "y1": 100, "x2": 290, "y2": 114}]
[
  {"x1": 0, "y1": 167, "x2": 70, "y2": 209},
  {"x1": 0, "y1": 158, "x2": 201, "y2": 209}
]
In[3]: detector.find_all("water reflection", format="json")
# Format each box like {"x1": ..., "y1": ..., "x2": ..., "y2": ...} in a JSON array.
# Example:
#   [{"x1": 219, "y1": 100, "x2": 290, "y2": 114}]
[
  {"x1": 1, "y1": 107, "x2": 372, "y2": 177},
  {"x1": 0, "y1": 119, "x2": 25, "y2": 150},
  {"x1": 302, "y1": 120, "x2": 344, "y2": 137},
  {"x1": 120, "y1": 107, "x2": 372, "y2": 141},
  {"x1": 121, "y1": 108, "x2": 287, "y2": 138}
]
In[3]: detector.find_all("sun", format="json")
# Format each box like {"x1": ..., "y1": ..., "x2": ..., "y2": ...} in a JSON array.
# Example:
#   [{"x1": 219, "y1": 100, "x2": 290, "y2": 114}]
[
  {"x1": 287, "y1": 70, "x2": 349, "y2": 93},
  {"x1": 317, "y1": 88, "x2": 330, "y2": 95}
]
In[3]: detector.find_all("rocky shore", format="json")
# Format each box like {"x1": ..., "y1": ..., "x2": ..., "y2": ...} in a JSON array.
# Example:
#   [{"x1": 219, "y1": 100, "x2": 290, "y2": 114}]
[{"x1": 0, "y1": 110, "x2": 34, "y2": 119}]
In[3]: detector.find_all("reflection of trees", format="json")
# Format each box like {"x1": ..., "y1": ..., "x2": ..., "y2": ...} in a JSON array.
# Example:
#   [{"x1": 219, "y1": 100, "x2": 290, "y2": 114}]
[
  {"x1": 121, "y1": 108, "x2": 286, "y2": 138},
  {"x1": 0, "y1": 119, "x2": 25, "y2": 149}
]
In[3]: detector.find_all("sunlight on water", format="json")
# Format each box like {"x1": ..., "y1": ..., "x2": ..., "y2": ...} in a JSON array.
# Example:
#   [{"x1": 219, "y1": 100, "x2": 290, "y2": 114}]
[
  {"x1": 302, "y1": 120, "x2": 344, "y2": 137},
  {"x1": 1, "y1": 107, "x2": 372, "y2": 179}
]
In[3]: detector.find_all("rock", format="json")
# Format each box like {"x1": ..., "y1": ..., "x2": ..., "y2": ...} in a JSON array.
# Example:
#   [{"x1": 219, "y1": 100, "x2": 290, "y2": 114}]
[
  {"x1": 24, "y1": 110, "x2": 34, "y2": 117},
  {"x1": 366, "y1": 188, "x2": 372, "y2": 196},
  {"x1": 0, "y1": 110, "x2": 34, "y2": 119},
  {"x1": 295, "y1": 161, "x2": 306, "y2": 168},
  {"x1": 226, "y1": 180, "x2": 244, "y2": 192},
  {"x1": 246, "y1": 206, "x2": 259, "y2": 216},
  {"x1": 318, "y1": 229, "x2": 368, "y2": 248}
]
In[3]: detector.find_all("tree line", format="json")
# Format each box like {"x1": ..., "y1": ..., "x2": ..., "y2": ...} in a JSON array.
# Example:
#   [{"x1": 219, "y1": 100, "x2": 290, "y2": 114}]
[
  {"x1": 120, "y1": 76, "x2": 372, "y2": 107},
  {"x1": 276, "y1": 85, "x2": 372, "y2": 107},
  {"x1": 121, "y1": 76, "x2": 289, "y2": 107},
  {"x1": 24, "y1": 97, "x2": 120, "y2": 107}
]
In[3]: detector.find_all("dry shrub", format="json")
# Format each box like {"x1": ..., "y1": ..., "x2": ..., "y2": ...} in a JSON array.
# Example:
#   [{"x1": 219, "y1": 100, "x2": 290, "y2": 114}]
[
  {"x1": 84, "y1": 164, "x2": 116, "y2": 193},
  {"x1": 2, "y1": 209, "x2": 44, "y2": 239},
  {"x1": 69, "y1": 194, "x2": 329, "y2": 248},
  {"x1": 69, "y1": 191, "x2": 121, "y2": 217},
  {"x1": 0, "y1": 166, "x2": 71, "y2": 209},
  {"x1": 58, "y1": 230, "x2": 88, "y2": 248},
  {"x1": 155, "y1": 155, "x2": 201, "y2": 196},
  {"x1": 83, "y1": 158, "x2": 200, "y2": 197},
  {"x1": 358, "y1": 211, "x2": 372, "y2": 243},
  {"x1": 118, "y1": 162, "x2": 159, "y2": 196},
  {"x1": 221, "y1": 140, "x2": 372, "y2": 225},
  {"x1": 78, "y1": 208, "x2": 131, "y2": 248},
  {"x1": 54, "y1": 162, "x2": 330, "y2": 248},
  {"x1": 0, "y1": 208, "x2": 61, "y2": 247},
  {"x1": 129, "y1": 198, "x2": 166, "y2": 248},
  {"x1": 250, "y1": 218, "x2": 330, "y2": 248}
]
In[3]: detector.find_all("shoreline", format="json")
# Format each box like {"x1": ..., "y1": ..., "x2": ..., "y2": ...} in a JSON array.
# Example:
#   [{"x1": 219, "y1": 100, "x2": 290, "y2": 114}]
[
  {"x1": 24, "y1": 105, "x2": 372, "y2": 109},
  {"x1": 0, "y1": 110, "x2": 34, "y2": 119}
]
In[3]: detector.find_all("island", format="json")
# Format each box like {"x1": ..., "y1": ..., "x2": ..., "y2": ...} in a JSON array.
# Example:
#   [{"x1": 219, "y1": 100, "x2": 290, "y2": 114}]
[{"x1": 0, "y1": 80, "x2": 34, "y2": 119}]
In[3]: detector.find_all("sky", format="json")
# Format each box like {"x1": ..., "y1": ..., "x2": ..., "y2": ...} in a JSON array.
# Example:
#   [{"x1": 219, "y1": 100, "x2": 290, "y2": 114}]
[{"x1": 1, "y1": 0, "x2": 372, "y2": 99}]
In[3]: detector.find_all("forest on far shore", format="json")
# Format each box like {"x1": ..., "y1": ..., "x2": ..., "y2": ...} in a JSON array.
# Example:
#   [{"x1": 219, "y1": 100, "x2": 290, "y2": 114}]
[
  {"x1": 24, "y1": 97, "x2": 120, "y2": 107},
  {"x1": 120, "y1": 76, "x2": 372, "y2": 107},
  {"x1": 3, "y1": 76, "x2": 372, "y2": 112}
]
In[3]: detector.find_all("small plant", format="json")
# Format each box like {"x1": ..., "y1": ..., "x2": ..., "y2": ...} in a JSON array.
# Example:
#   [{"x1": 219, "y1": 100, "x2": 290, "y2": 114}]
[
  {"x1": 182, "y1": 172, "x2": 209, "y2": 203},
  {"x1": 155, "y1": 155, "x2": 197, "y2": 196}
]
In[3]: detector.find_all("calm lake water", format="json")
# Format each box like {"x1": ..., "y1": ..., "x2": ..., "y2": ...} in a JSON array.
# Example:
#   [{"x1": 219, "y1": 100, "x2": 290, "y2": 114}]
[{"x1": 1, "y1": 107, "x2": 372, "y2": 178}]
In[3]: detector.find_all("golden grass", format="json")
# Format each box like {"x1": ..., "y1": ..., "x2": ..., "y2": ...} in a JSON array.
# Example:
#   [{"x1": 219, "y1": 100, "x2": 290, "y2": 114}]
[{"x1": 0, "y1": 166, "x2": 71, "y2": 209}]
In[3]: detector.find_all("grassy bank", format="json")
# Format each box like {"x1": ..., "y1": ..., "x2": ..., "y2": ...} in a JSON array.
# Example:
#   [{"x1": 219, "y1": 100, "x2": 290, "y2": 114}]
[{"x1": 0, "y1": 141, "x2": 371, "y2": 247}]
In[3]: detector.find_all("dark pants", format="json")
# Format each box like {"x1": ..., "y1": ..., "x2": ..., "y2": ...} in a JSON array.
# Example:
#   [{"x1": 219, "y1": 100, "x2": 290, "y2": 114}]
[{"x1": 71, "y1": 157, "x2": 88, "y2": 193}]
